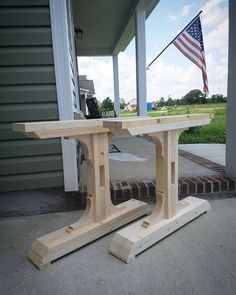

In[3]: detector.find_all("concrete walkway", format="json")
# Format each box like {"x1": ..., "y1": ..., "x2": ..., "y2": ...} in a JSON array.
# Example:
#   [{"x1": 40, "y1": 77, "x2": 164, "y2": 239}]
[
  {"x1": 0, "y1": 137, "x2": 235, "y2": 294},
  {"x1": 0, "y1": 197, "x2": 235, "y2": 295},
  {"x1": 179, "y1": 144, "x2": 225, "y2": 166},
  {"x1": 109, "y1": 136, "x2": 224, "y2": 182}
]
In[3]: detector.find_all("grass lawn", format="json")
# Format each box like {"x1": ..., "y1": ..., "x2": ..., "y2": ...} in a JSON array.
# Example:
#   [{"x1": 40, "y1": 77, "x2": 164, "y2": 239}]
[{"x1": 120, "y1": 103, "x2": 227, "y2": 144}]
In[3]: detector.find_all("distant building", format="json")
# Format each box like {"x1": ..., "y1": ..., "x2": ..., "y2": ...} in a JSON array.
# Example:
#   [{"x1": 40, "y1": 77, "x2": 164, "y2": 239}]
[
  {"x1": 79, "y1": 75, "x2": 95, "y2": 115},
  {"x1": 79, "y1": 75, "x2": 95, "y2": 98},
  {"x1": 126, "y1": 98, "x2": 137, "y2": 111},
  {"x1": 125, "y1": 99, "x2": 155, "y2": 112}
]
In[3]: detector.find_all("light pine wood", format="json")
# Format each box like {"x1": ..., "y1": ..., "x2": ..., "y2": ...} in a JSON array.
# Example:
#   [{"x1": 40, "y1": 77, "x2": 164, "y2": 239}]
[
  {"x1": 103, "y1": 114, "x2": 212, "y2": 134},
  {"x1": 28, "y1": 199, "x2": 150, "y2": 270},
  {"x1": 12, "y1": 118, "x2": 104, "y2": 132},
  {"x1": 109, "y1": 197, "x2": 210, "y2": 263},
  {"x1": 103, "y1": 113, "x2": 211, "y2": 123},
  {"x1": 108, "y1": 115, "x2": 211, "y2": 263},
  {"x1": 22, "y1": 126, "x2": 110, "y2": 139},
  {"x1": 12, "y1": 119, "x2": 110, "y2": 139},
  {"x1": 13, "y1": 114, "x2": 212, "y2": 268},
  {"x1": 13, "y1": 120, "x2": 151, "y2": 270}
]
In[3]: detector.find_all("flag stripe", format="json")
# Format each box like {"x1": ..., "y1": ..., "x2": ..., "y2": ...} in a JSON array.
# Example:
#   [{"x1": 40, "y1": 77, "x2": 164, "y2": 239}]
[
  {"x1": 180, "y1": 35, "x2": 205, "y2": 65},
  {"x1": 174, "y1": 40, "x2": 208, "y2": 94},
  {"x1": 176, "y1": 37, "x2": 206, "y2": 69},
  {"x1": 182, "y1": 32, "x2": 202, "y2": 51},
  {"x1": 174, "y1": 41, "x2": 202, "y2": 70}
]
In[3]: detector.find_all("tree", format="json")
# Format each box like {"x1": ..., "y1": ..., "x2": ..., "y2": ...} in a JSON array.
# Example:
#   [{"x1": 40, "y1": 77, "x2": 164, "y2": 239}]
[
  {"x1": 120, "y1": 98, "x2": 126, "y2": 109},
  {"x1": 175, "y1": 99, "x2": 180, "y2": 106},
  {"x1": 158, "y1": 97, "x2": 165, "y2": 107},
  {"x1": 101, "y1": 97, "x2": 114, "y2": 111},
  {"x1": 209, "y1": 94, "x2": 227, "y2": 103},
  {"x1": 166, "y1": 95, "x2": 175, "y2": 107},
  {"x1": 181, "y1": 89, "x2": 206, "y2": 105}
]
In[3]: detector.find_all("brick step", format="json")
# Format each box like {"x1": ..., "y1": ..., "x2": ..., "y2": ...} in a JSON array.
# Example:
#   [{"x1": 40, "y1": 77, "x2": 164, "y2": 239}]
[{"x1": 108, "y1": 175, "x2": 236, "y2": 203}]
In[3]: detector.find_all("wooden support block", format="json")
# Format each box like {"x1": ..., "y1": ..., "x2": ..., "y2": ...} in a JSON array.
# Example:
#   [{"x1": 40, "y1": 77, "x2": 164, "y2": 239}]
[
  {"x1": 28, "y1": 199, "x2": 151, "y2": 270},
  {"x1": 109, "y1": 197, "x2": 210, "y2": 263}
]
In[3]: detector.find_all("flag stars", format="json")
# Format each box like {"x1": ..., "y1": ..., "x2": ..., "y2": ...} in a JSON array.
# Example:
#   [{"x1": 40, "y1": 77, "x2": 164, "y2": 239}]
[{"x1": 186, "y1": 17, "x2": 204, "y2": 48}]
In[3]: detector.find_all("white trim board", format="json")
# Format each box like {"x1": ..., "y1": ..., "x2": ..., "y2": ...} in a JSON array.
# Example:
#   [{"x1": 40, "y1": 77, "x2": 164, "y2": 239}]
[{"x1": 49, "y1": 0, "x2": 78, "y2": 191}]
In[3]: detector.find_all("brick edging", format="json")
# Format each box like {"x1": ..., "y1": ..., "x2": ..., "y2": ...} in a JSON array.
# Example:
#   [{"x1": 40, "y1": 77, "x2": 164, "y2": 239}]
[
  {"x1": 179, "y1": 149, "x2": 225, "y2": 174},
  {"x1": 79, "y1": 175, "x2": 236, "y2": 203},
  {"x1": 109, "y1": 175, "x2": 236, "y2": 202},
  {"x1": 80, "y1": 150, "x2": 234, "y2": 202}
]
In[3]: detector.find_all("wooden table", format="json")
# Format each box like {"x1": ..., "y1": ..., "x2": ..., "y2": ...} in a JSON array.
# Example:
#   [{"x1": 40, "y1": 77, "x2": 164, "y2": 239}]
[
  {"x1": 13, "y1": 119, "x2": 151, "y2": 269},
  {"x1": 102, "y1": 114, "x2": 212, "y2": 263}
]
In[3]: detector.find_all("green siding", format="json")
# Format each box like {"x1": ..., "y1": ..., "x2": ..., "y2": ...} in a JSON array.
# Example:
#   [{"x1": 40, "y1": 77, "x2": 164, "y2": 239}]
[
  {"x1": 0, "y1": 27, "x2": 52, "y2": 46},
  {"x1": 0, "y1": 103, "x2": 59, "y2": 122},
  {"x1": 0, "y1": 0, "x2": 64, "y2": 192},
  {"x1": 0, "y1": 47, "x2": 54, "y2": 66},
  {"x1": 0, "y1": 155, "x2": 63, "y2": 176},
  {"x1": 0, "y1": 123, "x2": 26, "y2": 141},
  {"x1": 0, "y1": 66, "x2": 55, "y2": 85},
  {"x1": 0, "y1": 172, "x2": 64, "y2": 192},
  {"x1": 0, "y1": 139, "x2": 62, "y2": 158},
  {"x1": 0, "y1": 85, "x2": 57, "y2": 104},
  {"x1": 0, "y1": 8, "x2": 50, "y2": 27},
  {"x1": 0, "y1": 0, "x2": 49, "y2": 6}
]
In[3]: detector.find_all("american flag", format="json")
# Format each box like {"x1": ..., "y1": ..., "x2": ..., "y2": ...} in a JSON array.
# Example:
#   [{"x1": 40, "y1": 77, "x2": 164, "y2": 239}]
[{"x1": 173, "y1": 16, "x2": 209, "y2": 94}]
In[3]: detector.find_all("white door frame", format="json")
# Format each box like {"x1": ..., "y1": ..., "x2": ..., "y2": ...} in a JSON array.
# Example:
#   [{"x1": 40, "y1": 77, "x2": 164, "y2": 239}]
[{"x1": 49, "y1": 0, "x2": 79, "y2": 191}]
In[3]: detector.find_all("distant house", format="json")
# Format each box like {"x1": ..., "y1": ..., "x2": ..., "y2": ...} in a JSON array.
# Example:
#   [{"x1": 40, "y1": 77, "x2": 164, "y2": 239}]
[
  {"x1": 79, "y1": 75, "x2": 95, "y2": 115},
  {"x1": 79, "y1": 75, "x2": 95, "y2": 98},
  {"x1": 126, "y1": 98, "x2": 137, "y2": 112}
]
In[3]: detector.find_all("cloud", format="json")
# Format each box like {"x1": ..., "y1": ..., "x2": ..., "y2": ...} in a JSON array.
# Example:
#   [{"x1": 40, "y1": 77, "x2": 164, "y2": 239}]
[
  {"x1": 78, "y1": 53, "x2": 137, "y2": 102},
  {"x1": 202, "y1": 0, "x2": 228, "y2": 65},
  {"x1": 204, "y1": 18, "x2": 228, "y2": 55},
  {"x1": 78, "y1": 48, "x2": 228, "y2": 102},
  {"x1": 181, "y1": 4, "x2": 191, "y2": 16},
  {"x1": 169, "y1": 15, "x2": 177, "y2": 21},
  {"x1": 169, "y1": 4, "x2": 191, "y2": 20},
  {"x1": 201, "y1": 0, "x2": 228, "y2": 28},
  {"x1": 78, "y1": 57, "x2": 114, "y2": 102}
]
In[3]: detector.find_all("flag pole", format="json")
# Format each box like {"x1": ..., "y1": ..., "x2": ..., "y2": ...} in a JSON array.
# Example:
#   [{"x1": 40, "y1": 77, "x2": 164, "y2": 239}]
[{"x1": 146, "y1": 10, "x2": 203, "y2": 70}]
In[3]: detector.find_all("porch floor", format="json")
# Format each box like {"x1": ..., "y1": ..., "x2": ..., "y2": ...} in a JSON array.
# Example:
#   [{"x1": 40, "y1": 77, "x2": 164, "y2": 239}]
[{"x1": 0, "y1": 197, "x2": 235, "y2": 295}]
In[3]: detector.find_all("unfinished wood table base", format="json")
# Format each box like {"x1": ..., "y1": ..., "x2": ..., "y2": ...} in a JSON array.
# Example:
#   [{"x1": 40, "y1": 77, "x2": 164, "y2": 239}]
[
  {"x1": 28, "y1": 198, "x2": 149, "y2": 269},
  {"x1": 13, "y1": 120, "x2": 150, "y2": 270},
  {"x1": 104, "y1": 115, "x2": 211, "y2": 263},
  {"x1": 13, "y1": 115, "x2": 212, "y2": 268},
  {"x1": 109, "y1": 197, "x2": 210, "y2": 263}
]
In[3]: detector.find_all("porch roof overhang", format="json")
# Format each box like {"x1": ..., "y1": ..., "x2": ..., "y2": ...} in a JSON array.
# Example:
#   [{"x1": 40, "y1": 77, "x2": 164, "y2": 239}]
[{"x1": 72, "y1": 0, "x2": 159, "y2": 56}]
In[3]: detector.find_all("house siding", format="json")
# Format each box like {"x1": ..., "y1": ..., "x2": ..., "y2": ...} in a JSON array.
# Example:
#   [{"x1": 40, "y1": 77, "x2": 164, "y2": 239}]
[{"x1": 0, "y1": 0, "x2": 64, "y2": 192}]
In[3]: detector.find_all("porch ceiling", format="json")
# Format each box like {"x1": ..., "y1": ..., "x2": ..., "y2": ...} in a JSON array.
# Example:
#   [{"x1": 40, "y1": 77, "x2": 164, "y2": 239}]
[{"x1": 72, "y1": 0, "x2": 159, "y2": 56}]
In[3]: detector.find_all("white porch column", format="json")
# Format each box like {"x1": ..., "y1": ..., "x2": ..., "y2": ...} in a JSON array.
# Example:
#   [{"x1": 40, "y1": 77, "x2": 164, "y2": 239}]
[
  {"x1": 226, "y1": 0, "x2": 236, "y2": 178},
  {"x1": 50, "y1": 0, "x2": 78, "y2": 191},
  {"x1": 135, "y1": 6, "x2": 147, "y2": 116},
  {"x1": 113, "y1": 55, "x2": 120, "y2": 117}
]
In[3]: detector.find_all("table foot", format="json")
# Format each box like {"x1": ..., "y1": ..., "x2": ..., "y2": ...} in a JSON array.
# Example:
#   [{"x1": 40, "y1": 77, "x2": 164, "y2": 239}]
[
  {"x1": 109, "y1": 197, "x2": 210, "y2": 263},
  {"x1": 28, "y1": 199, "x2": 151, "y2": 270}
]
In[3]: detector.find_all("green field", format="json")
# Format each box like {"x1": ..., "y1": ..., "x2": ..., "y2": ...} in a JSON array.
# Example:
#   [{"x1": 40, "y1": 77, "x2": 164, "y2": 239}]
[{"x1": 120, "y1": 103, "x2": 227, "y2": 144}]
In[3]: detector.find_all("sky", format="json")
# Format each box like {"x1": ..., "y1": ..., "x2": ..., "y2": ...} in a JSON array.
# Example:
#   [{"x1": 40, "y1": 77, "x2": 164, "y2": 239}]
[{"x1": 77, "y1": 0, "x2": 228, "y2": 102}]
